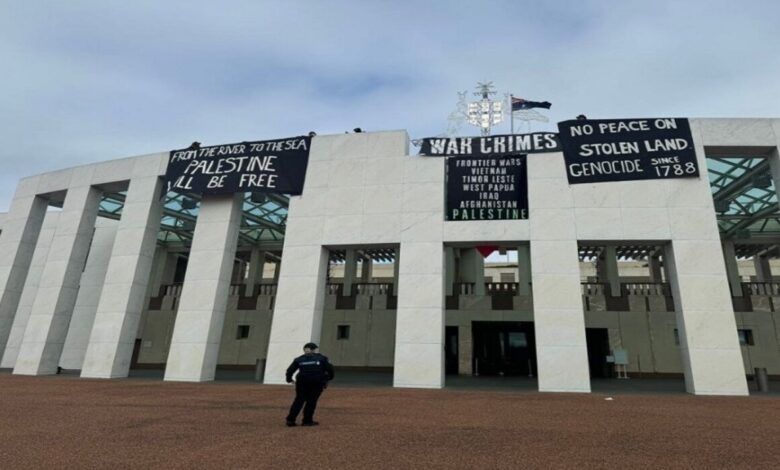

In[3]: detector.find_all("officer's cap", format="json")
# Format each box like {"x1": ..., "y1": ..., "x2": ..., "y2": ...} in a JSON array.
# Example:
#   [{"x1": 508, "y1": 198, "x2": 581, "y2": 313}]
[{"x1": 303, "y1": 342, "x2": 318, "y2": 350}]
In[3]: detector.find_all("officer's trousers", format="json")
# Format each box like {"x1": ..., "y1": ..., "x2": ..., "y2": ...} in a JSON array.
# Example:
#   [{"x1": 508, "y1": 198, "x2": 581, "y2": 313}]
[{"x1": 286, "y1": 381, "x2": 324, "y2": 423}]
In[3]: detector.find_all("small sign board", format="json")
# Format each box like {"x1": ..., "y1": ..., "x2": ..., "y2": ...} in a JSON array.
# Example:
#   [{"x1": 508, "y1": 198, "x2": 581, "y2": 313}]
[{"x1": 612, "y1": 349, "x2": 629, "y2": 366}]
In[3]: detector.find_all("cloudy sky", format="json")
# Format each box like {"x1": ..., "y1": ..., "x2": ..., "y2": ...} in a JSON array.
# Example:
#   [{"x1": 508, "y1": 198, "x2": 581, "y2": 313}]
[{"x1": 1, "y1": 0, "x2": 778, "y2": 211}]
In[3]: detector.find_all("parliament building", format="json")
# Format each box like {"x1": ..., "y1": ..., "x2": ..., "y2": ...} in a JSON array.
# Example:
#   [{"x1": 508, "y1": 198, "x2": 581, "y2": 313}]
[{"x1": 1, "y1": 118, "x2": 780, "y2": 396}]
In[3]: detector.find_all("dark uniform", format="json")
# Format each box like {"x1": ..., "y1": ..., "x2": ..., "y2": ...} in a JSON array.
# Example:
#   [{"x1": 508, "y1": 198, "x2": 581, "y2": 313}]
[{"x1": 285, "y1": 349, "x2": 334, "y2": 426}]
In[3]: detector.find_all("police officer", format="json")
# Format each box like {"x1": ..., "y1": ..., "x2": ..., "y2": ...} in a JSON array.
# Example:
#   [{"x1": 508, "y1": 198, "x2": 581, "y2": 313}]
[{"x1": 285, "y1": 342, "x2": 334, "y2": 427}]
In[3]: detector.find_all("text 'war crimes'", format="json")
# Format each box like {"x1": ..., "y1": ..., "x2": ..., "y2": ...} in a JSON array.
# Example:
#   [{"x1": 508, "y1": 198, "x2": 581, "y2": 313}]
[{"x1": 428, "y1": 134, "x2": 558, "y2": 156}]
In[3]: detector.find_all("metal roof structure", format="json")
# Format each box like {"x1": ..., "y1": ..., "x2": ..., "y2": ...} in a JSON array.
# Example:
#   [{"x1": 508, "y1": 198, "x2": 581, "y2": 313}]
[
  {"x1": 707, "y1": 156, "x2": 780, "y2": 238},
  {"x1": 706, "y1": 155, "x2": 780, "y2": 259},
  {"x1": 328, "y1": 248, "x2": 397, "y2": 264},
  {"x1": 578, "y1": 245, "x2": 662, "y2": 262},
  {"x1": 98, "y1": 191, "x2": 289, "y2": 248}
]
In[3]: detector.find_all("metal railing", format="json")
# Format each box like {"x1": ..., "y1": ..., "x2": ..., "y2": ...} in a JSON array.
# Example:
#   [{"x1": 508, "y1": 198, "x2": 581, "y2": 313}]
[
  {"x1": 485, "y1": 282, "x2": 519, "y2": 294},
  {"x1": 354, "y1": 283, "x2": 393, "y2": 295},
  {"x1": 326, "y1": 283, "x2": 344, "y2": 295},
  {"x1": 580, "y1": 282, "x2": 607, "y2": 296},
  {"x1": 453, "y1": 282, "x2": 476, "y2": 295},
  {"x1": 621, "y1": 282, "x2": 670, "y2": 296},
  {"x1": 164, "y1": 283, "x2": 183, "y2": 297},
  {"x1": 256, "y1": 284, "x2": 277, "y2": 296},
  {"x1": 742, "y1": 282, "x2": 780, "y2": 296},
  {"x1": 325, "y1": 283, "x2": 395, "y2": 296},
  {"x1": 579, "y1": 282, "x2": 669, "y2": 296},
  {"x1": 158, "y1": 283, "x2": 279, "y2": 298}
]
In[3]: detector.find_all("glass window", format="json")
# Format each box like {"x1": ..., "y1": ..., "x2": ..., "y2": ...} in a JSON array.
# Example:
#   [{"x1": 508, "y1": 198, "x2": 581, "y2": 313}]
[
  {"x1": 236, "y1": 325, "x2": 250, "y2": 339},
  {"x1": 337, "y1": 325, "x2": 350, "y2": 340},
  {"x1": 738, "y1": 329, "x2": 754, "y2": 346}
]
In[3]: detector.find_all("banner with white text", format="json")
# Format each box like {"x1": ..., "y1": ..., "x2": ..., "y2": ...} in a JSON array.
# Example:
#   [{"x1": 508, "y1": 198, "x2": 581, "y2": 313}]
[
  {"x1": 446, "y1": 155, "x2": 528, "y2": 221},
  {"x1": 419, "y1": 133, "x2": 560, "y2": 157},
  {"x1": 557, "y1": 118, "x2": 698, "y2": 184},
  {"x1": 164, "y1": 136, "x2": 311, "y2": 196}
]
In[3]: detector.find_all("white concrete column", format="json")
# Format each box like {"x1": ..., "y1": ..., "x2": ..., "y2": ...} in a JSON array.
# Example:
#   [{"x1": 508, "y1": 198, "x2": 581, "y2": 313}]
[
  {"x1": 721, "y1": 241, "x2": 742, "y2": 297},
  {"x1": 161, "y1": 253, "x2": 178, "y2": 285},
  {"x1": 147, "y1": 246, "x2": 168, "y2": 299},
  {"x1": 601, "y1": 246, "x2": 620, "y2": 297},
  {"x1": 517, "y1": 245, "x2": 532, "y2": 296},
  {"x1": 392, "y1": 249, "x2": 400, "y2": 296},
  {"x1": 753, "y1": 255, "x2": 772, "y2": 282},
  {"x1": 163, "y1": 193, "x2": 242, "y2": 382},
  {"x1": 530, "y1": 240, "x2": 591, "y2": 393},
  {"x1": 1, "y1": 211, "x2": 56, "y2": 368},
  {"x1": 60, "y1": 220, "x2": 118, "y2": 370},
  {"x1": 14, "y1": 186, "x2": 101, "y2": 375},
  {"x1": 459, "y1": 248, "x2": 485, "y2": 295},
  {"x1": 343, "y1": 248, "x2": 357, "y2": 295},
  {"x1": 648, "y1": 254, "x2": 664, "y2": 283},
  {"x1": 473, "y1": 250, "x2": 486, "y2": 295},
  {"x1": 245, "y1": 249, "x2": 265, "y2": 296},
  {"x1": 0, "y1": 184, "x2": 48, "y2": 360},
  {"x1": 81, "y1": 177, "x2": 163, "y2": 378},
  {"x1": 263, "y1": 245, "x2": 329, "y2": 384},
  {"x1": 360, "y1": 257, "x2": 373, "y2": 282},
  {"x1": 444, "y1": 247, "x2": 455, "y2": 296},
  {"x1": 457, "y1": 325, "x2": 472, "y2": 375},
  {"x1": 394, "y1": 242, "x2": 445, "y2": 388},
  {"x1": 230, "y1": 255, "x2": 246, "y2": 284},
  {"x1": 664, "y1": 242, "x2": 748, "y2": 395}
]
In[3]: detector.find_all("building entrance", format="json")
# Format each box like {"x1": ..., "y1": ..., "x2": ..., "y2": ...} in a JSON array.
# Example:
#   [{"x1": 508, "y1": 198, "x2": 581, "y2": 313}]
[
  {"x1": 586, "y1": 328, "x2": 612, "y2": 378},
  {"x1": 472, "y1": 321, "x2": 536, "y2": 377}
]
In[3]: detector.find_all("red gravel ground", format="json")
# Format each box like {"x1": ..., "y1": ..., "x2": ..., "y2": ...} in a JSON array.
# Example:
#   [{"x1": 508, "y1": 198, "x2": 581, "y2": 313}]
[{"x1": 1, "y1": 375, "x2": 778, "y2": 469}]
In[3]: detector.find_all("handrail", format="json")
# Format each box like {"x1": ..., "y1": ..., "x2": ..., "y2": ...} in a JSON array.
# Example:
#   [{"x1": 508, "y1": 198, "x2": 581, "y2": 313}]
[
  {"x1": 326, "y1": 283, "x2": 344, "y2": 295},
  {"x1": 354, "y1": 282, "x2": 393, "y2": 295},
  {"x1": 580, "y1": 282, "x2": 670, "y2": 296},
  {"x1": 453, "y1": 282, "x2": 476, "y2": 295},
  {"x1": 580, "y1": 282, "x2": 608, "y2": 296},
  {"x1": 742, "y1": 281, "x2": 780, "y2": 296},
  {"x1": 256, "y1": 284, "x2": 277, "y2": 296},
  {"x1": 484, "y1": 282, "x2": 519, "y2": 294},
  {"x1": 164, "y1": 284, "x2": 183, "y2": 297},
  {"x1": 621, "y1": 282, "x2": 670, "y2": 296},
  {"x1": 325, "y1": 283, "x2": 395, "y2": 296},
  {"x1": 160, "y1": 282, "x2": 278, "y2": 298}
]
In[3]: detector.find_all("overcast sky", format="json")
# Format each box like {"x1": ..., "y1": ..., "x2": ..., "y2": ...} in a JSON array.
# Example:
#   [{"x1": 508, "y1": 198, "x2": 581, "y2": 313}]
[{"x1": 1, "y1": 0, "x2": 778, "y2": 211}]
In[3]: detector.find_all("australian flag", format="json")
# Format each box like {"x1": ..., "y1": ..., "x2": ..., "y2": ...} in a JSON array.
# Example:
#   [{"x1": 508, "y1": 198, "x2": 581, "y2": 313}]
[{"x1": 512, "y1": 97, "x2": 552, "y2": 111}]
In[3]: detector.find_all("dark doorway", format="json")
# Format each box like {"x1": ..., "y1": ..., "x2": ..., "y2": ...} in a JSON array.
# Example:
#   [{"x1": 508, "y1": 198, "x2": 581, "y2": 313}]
[
  {"x1": 445, "y1": 326, "x2": 459, "y2": 375},
  {"x1": 586, "y1": 328, "x2": 612, "y2": 378},
  {"x1": 472, "y1": 321, "x2": 536, "y2": 377},
  {"x1": 173, "y1": 256, "x2": 188, "y2": 283}
]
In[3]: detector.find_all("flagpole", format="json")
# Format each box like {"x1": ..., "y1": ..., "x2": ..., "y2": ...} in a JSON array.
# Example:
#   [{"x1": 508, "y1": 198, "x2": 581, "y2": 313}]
[{"x1": 510, "y1": 94, "x2": 514, "y2": 134}]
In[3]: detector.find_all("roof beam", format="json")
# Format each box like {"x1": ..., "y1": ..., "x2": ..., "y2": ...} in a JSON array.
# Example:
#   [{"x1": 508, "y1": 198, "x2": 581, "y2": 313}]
[{"x1": 712, "y1": 158, "x2": 771, "y2": 203}]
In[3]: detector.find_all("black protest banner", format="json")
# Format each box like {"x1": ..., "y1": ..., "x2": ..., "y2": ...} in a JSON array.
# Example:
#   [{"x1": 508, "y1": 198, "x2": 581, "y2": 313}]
[
  {"x1": 164, "y1": 136, "x2": 311, "y2": 196},
  {"x1": 420, "y1": 133, "x2": 560, "y2": 157},
  {"x1": 557, "y1": 118, "x2": 698, "y2": 184},
  {"x1": 446, "y1": 155, "x2": 528, "y2": 221}
]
